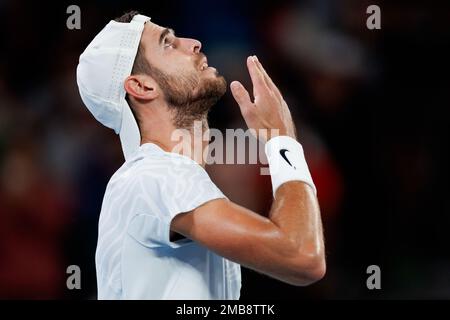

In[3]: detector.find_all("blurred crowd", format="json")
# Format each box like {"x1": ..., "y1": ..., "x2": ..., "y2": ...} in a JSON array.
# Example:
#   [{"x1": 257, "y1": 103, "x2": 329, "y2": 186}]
[{"x1": 0, "y1": 0, "x2": 449, "y2": 299}]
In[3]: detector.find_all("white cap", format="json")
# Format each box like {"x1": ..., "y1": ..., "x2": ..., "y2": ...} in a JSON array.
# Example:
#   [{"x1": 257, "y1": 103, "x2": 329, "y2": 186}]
[{"x1": 76, "y1": 14, "x2": 151, "y2": 161}]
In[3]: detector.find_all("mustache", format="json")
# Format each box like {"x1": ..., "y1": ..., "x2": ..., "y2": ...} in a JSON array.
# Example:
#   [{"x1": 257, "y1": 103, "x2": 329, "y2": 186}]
[{"x1": 195, "y1": 53, "x2": 207, "y2": 68}]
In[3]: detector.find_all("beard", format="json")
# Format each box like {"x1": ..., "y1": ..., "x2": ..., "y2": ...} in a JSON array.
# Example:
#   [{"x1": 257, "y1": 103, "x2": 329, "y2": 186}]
[{"x1": 150, "y1": 65, "x2": 227, "y2": 129}]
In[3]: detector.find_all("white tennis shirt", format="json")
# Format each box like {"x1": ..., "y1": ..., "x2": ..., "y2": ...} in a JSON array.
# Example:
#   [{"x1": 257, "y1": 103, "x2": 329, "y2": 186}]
[{"x1": 95, "y1": 143, "x2": 241, "y2": 299}]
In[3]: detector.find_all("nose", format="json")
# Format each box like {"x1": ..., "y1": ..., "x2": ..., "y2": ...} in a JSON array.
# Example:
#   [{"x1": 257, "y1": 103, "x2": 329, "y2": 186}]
[{"x1": 183, "y1": 38, "x2": 202, "y2": 54}]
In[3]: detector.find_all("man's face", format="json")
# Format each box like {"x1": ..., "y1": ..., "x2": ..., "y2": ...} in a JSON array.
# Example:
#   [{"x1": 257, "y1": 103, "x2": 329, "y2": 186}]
[{"x1": 139, "y1": 21, "x2": 227, "y2": 128}]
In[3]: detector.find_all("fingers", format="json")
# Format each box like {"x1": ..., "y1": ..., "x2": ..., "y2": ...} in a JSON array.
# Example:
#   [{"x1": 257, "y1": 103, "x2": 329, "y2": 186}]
[
  {"x1": 246, "y1": 56, "x2": 269, "y2": 98},
  {"x1": 253, "y1": 56, "x2": 283, "y2": 102},
  {"x1": 230, "y1": 81, "x2": 254, "y2": 116}
]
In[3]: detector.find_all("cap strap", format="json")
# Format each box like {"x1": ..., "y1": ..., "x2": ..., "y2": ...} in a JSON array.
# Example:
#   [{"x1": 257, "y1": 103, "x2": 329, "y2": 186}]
[{"x1": 131, "y1": 14, "x2": 151, "y2": 24}]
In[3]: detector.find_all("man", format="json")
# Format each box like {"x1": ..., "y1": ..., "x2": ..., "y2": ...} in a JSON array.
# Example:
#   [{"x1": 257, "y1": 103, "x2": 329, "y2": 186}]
[{"x1": 76, "y1": 11, "x2": 325, "y2": 300}]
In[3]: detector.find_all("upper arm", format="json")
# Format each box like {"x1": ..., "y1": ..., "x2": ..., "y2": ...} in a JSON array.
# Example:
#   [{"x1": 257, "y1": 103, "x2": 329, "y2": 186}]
[{"x1": 170, "y1": 197, "x2": 317, "y2": 285}]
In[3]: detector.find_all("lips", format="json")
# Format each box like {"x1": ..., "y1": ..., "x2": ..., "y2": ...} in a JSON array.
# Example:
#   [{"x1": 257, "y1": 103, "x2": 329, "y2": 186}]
[{"x1": 199, "y1": 57, "x2": 208, "y2": 71}]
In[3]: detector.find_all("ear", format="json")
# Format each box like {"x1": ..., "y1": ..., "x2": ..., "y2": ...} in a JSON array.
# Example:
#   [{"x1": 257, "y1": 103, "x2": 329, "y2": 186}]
[{"x1": 124, "y1": 75, "x2": 159, "y2": 101}]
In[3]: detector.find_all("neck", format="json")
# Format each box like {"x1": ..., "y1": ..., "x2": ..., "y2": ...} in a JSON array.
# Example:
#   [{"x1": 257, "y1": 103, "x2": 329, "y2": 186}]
[{"x1": 140, "y1": 116, "x2": 210, "y2": 167}]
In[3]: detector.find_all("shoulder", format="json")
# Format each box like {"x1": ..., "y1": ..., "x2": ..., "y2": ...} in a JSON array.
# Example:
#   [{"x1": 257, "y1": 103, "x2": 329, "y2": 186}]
[
  {"x1": 133, "y1": 150, "x2": 209, "y2": 182},
  {"x1": 107, "y1": 145, "x2": 215, "y2": 195}
]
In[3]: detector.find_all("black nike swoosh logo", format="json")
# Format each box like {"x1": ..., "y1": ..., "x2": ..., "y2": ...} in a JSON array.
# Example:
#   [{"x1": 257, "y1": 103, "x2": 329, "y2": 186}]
[{"x1": 280, "y1": 149, "x2": 296, "y2": 169}]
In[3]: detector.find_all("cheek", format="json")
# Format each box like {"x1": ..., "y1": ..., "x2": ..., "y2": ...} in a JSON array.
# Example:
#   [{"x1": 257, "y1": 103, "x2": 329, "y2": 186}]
[{"x1": 160, "y1": 53, "x2": 197, "y2": 76}]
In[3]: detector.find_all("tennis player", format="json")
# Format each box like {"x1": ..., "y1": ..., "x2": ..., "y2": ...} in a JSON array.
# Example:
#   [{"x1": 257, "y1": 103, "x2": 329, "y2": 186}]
[{"x1": 76, "y1": 11, "x2": 325, "y2": 300}]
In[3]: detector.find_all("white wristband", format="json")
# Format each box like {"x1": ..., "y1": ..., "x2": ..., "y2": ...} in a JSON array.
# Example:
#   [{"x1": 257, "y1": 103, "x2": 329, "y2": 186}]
[{"x1": 264, "y1": 136, "x2": 317, "y2": 198}]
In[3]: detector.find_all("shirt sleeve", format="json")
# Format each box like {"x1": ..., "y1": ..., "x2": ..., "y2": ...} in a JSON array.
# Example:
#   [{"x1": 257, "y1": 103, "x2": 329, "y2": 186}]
[{"x1": 127, "y1": 158, "x2": 226, "y2": 249}]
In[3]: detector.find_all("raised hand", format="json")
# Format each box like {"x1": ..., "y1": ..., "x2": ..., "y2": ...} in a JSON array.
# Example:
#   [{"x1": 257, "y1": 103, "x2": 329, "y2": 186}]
[{"x1": 230, "y1": 55, "x2": 296, "y2": 142}]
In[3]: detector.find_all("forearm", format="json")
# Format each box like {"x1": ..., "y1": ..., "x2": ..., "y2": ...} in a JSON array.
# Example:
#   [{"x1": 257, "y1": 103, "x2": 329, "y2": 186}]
[
  {"x1": 269, "y1": 181, "x2": 324, "y2": 259},
  {"x1": 262, "y1": 135, "x2": 325, "y2": 282}
]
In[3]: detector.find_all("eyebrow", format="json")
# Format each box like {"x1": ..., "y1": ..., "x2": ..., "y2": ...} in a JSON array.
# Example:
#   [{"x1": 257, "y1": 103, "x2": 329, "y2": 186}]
[{"x1": 159, "y1": 28, "x2": 175, "y2": 45}]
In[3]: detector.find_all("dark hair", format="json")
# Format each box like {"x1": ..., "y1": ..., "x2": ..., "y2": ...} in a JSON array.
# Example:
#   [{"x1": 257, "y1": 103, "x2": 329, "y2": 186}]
[{"x1": 114, "y1": 10, "x2": 140, "y2": 23}]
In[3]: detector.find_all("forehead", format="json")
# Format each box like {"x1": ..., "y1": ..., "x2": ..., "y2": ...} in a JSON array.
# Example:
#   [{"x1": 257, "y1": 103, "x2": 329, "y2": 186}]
[{"x1": 140, "y1": 21, "x2": 165, "y2": 49}]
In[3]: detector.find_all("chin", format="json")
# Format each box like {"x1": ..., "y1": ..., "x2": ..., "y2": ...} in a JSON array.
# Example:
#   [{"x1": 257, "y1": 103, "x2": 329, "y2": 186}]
[
  {"x1": 214, "y1": 74, "x2": 227, "y2": 96},
  {"x1": 196, "y1": 76, "x2": 226, "y2": 101},
  {"x1": 201, "y1": 66, "x2": 219, "y2": 77}
]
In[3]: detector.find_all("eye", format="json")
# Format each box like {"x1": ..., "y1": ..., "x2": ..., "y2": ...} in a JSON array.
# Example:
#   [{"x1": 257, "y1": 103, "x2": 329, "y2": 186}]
[{"x1": 164, "y1": 36, "x2": 175, "y2": 49}]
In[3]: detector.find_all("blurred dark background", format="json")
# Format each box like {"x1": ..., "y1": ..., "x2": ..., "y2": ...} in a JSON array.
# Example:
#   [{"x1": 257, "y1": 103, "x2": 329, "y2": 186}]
[{"x1": 0, "y1": 0, "x2": 449, "y2": 299}]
